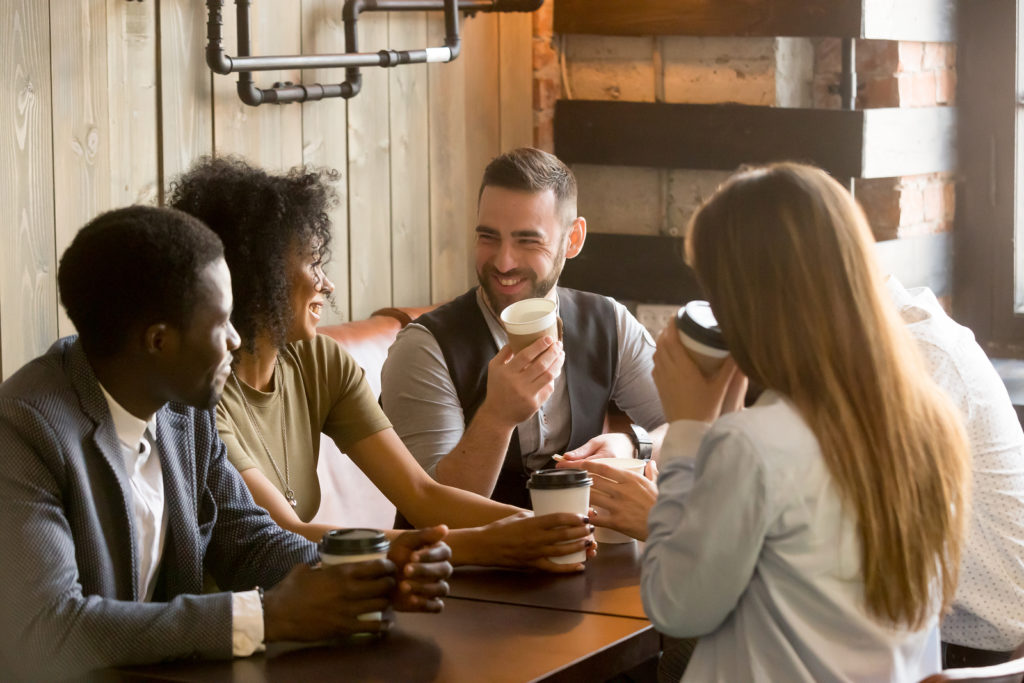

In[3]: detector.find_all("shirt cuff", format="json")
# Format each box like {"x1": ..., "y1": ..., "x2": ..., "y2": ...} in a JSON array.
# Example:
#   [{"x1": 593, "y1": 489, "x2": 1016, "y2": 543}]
[
  {"x1": 656, "y1": 419, "x2": 710, "y2": 465},
  {"x1": 231, "y1": 590, "x2": 266, "y2": 657}
]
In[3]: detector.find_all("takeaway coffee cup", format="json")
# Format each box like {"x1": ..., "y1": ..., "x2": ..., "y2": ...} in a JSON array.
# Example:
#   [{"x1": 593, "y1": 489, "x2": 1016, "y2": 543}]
[
  {"x1": 500, "y1": 298, "x2": 561, "y2": 353},
  {"x1": 587, "y1": 457, "x2": 647, "y2": 544},
  {"x1": 320, "y1": 528, "x2": 391, "y2": 622},
  {"x1": 527, "y1": 468, "x2": 593, "y2": 564},
  {"x1": 675, "y1": 300, "x2": 730, "y2": 377}
]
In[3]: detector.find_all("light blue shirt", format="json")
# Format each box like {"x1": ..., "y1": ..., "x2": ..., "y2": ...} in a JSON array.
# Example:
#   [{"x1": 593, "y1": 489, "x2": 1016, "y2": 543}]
[{"x1": 643, "y1": 391, "x2": 941, "y2": 682}]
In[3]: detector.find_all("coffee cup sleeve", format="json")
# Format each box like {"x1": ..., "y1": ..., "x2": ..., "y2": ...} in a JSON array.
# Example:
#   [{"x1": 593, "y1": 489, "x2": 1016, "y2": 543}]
[{"x1": 556, "y1": 316, "x2": 564, "y2": 342}]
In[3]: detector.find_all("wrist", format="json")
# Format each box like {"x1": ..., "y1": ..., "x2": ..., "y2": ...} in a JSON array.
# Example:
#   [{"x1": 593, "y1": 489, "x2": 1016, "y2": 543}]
[
  {"x1": 627, "y1": 424, "x2": 653, "y2": 460},
  {"x1": 444, "y1": 527, "x2": 487, "y2": 566},
  {"x1": 473, "y1": 400, "x2": 518, "y2": 433}
]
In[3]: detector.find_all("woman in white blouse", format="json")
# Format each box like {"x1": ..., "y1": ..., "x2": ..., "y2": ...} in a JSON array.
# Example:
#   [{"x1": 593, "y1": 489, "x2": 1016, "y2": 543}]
[{"x1": 642, "y1": 162, "x2": 971, "y2": 682}]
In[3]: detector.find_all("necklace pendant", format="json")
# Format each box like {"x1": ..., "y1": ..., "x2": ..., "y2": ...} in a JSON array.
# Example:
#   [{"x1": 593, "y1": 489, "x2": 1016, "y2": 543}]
[{"x1": 286, "y1": 490, "x2": 298, "y2": 508}]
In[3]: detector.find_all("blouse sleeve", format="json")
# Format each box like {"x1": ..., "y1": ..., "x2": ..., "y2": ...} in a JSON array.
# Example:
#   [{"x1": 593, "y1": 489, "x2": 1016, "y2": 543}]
[{"x1": 641, "y1": 418, "x2": 770, "y2": 638}]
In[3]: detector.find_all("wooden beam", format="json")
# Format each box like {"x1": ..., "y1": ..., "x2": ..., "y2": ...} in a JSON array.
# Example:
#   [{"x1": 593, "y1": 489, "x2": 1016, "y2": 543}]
[
  {"x1": 554, "y1": 0, "x2": 955, "y2": 41},
  {"x1": 555, "y1": 100, "x2": 956, "y2": 180},
  {"x1": 560, "y1": 233, "x2": 703, "y2": 306}
]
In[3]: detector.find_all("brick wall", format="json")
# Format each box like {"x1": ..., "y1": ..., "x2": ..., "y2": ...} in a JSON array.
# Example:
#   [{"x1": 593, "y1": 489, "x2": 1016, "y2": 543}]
[{"x1": 533, "y1": 12, "x2": 957, "y2": 253}]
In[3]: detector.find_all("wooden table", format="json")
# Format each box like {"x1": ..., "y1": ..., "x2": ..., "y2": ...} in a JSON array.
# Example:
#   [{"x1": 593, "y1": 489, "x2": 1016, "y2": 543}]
[
  {"x1": 450, "y1": 540, "x2": 648, "y2": 619},
  {"x1": 105, "y1": 599, "x2": 656, "y2": 683},
  {"x1": 104, "y1": 541, "x2": 654, "y2": 682}
]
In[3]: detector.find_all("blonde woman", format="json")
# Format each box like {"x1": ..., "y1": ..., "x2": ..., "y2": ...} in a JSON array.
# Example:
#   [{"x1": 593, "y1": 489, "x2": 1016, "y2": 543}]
[{"x1": 642, "y1": 163, "x2": 971, "y2": 681}]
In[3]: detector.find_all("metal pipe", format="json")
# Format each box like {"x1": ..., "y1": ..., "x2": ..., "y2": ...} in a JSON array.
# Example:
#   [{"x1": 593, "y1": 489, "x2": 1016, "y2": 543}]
[
  {"x1": 205, "y1": 0, "x2": 536, "y2": 106},
  {"x1": 840, "y1": 37, "x2": 856, "y2": 110}
]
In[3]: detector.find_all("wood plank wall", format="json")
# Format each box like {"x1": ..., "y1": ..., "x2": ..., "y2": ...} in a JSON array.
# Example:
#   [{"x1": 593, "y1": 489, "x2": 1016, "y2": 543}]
[{"x1": 0, "y1": 0, "x2": 533, "y2": 379}]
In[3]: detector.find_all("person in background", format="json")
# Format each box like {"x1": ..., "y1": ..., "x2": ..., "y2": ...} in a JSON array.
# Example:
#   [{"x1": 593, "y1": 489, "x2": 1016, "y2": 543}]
[
  {"x1": 381, "y1": 147, "x2": 666, "y2": 514},
  {"x1": 885, "y1": 274, "x2": 1024, "y2": 667},
  {"x1": 642, "y1": 162, "x2": 971, "y2": 681},
  {"x1": 169, "y1": 157, "x2": 594, "y2": 571},
  {"x1": 0, "y1": 206, "x2": 452, "y2": 680}
]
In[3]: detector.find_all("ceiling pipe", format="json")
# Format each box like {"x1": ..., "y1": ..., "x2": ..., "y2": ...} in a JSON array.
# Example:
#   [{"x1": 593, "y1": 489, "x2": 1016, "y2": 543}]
[{"x1": 206, "y1": 0, "x2": 542, "y2": 106}]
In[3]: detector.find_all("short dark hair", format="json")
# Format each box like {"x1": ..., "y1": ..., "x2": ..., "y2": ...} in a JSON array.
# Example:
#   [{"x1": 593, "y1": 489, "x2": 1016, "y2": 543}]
[
  {"x1": 57, "y1": 205, "x2": 224, "y2": 357},
  {"x1": 167, "y1": 156, "x2": 339, "y2": 352},
  {"x1": 478, "y1": 148, "x2": 578, "y2": 227}
]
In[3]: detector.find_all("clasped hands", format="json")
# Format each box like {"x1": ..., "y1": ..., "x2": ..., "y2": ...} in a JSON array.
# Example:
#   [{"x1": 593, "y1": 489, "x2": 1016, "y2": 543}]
[{"x1": 263, "y1": 525, "x2": 452, "y2": 642}]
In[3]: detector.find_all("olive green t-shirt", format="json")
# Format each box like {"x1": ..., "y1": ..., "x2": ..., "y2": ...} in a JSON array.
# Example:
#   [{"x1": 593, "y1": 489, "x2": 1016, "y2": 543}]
[{"x1": 216, "y1": 333, "x2": 392, "y2": 522}]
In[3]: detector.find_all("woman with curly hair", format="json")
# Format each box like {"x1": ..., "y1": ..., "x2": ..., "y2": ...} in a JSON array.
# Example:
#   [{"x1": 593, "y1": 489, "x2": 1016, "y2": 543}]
[
  {"x1": 168, "y1": 156, "x2": 592, "y2": 571},
  {"x1": 642, "y1": 162, "x2": 971, "y2": 680}
]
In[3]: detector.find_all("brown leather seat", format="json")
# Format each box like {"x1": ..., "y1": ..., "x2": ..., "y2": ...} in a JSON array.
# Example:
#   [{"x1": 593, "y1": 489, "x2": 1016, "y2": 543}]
[
  {"x1": 318, "y1": 305, "x2": 436, "y2": 397},
  {"x1": 313, "y1": 305, "x2": 437, "y2": 530}
]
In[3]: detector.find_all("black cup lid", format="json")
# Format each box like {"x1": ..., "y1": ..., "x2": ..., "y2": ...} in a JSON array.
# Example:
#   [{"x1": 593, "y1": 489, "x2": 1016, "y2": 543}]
[
  {"x1": 320, "y1": 528, "x2": 390, "y2": 555},
  {"x1": 675, "y1": 300, "x2": 728, "y2": 351},
  {"x1": 527, "y1": 468, "x2": 593, "y2": 489}
]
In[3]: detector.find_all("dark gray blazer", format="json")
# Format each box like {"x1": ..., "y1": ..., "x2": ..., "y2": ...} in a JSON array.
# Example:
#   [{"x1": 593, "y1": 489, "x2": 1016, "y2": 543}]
[{"x1": 0, "y1": 337, "x2": 319, "y2": 680}]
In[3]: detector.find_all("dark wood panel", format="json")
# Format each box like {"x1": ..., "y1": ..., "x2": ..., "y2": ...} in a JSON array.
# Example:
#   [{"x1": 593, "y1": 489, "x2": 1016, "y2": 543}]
[
  {"x1": 556, "y1": 100, "x2": 956, "y2": 180},
  {"x1": 556, "y1": 100, "x2": 864, "y2": 178},
  {"x1": 560, "y1": 233, "x2": 703, "y2": 306},
  {"x1": 554, "y1": 0, "x2": 955, "y2": 41},
  {"x1": 554, "y1": 0, "x2": 862, "y2": 38}
]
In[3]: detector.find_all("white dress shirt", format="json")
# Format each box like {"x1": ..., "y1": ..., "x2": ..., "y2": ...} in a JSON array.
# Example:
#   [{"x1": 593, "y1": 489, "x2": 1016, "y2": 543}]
[
  {"x1": 888, "y1": 277, "x2": 1024, "y2": 651},
  {"x1": 644, "y1": 392, "x2": 941, "y2": 682},
  {"x1": 98, "y1": 385, "x2": 264, "y2": 656}
]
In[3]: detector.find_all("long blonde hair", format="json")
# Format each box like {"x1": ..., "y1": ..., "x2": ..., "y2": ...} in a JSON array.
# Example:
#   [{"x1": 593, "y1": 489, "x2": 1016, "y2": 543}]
[{"x1": 687, "y1": 163, "x2": 970, "y2": 629}]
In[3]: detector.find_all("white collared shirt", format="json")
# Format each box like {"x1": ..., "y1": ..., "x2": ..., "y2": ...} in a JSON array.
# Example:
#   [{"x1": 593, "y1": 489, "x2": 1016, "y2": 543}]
[
  {"x1": 97, "y1": 385, "x2": 264, "y2": 656},
  {"x1": 98, "y1": 384, "x2": 166, "y2": 601},
  {"x1": 887, "y1": 277, "x2": 1024, "y2": 650}
]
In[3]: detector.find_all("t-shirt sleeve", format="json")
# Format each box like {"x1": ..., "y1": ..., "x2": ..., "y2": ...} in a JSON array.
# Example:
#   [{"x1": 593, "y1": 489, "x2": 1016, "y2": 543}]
[
  {"x1": 215, "y1": 402, "x2": 259, "y2": 473},
  {"x1": 307, "y1": 334, "x2": 392, "y2": 452}
]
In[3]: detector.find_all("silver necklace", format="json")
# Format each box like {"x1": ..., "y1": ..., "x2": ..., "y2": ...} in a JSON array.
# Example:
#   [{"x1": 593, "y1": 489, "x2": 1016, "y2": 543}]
[{"x1": 231, "y1": 370, "x2": 297, "y2": 508}]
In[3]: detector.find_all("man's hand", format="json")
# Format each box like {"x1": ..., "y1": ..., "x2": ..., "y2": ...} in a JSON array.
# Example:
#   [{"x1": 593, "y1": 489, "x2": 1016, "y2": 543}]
[
  {"x1": 472, "y1": 511, "x2": 595, "y2": 572},
  {"x1": 263, "y1": 559, "x2": 396, "y2": 641},
  {"x1": 562, "y1": 459, "x2": 658, "y2": 542},
  {"x1": 560, "y1": 432, "x2": 635, "y2": 463},
  {"x1": 388, "y1": 525, "x2": 453, "y2": 613},
  {"x1": 478, "y1": 337, "x2": 564, "y2": 427}
]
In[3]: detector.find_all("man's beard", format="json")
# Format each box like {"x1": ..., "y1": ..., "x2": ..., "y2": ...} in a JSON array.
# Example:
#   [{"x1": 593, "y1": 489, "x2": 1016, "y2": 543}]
[{"x1": 479, "y1": 258, "x2": 564, "y2": 315}]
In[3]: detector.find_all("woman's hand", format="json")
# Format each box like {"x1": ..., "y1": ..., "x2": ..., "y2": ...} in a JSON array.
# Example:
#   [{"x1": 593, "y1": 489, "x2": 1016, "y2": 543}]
[
  {"x1": 653, "y1": 321, "x2": 744, "y2": 424},
  {"x1": 559, "y1": 459, "x2": 658, "y2": 541},
  {"x1": 387, "y1": 525, "x2": 453, "y2": 613},
  {"x1": 453, "y1": 511, "x2": 595, "y2": 572}
]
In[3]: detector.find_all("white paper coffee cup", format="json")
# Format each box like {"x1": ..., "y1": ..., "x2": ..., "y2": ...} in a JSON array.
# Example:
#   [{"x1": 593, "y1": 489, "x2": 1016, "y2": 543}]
[
  {"x1": 500, "y1": 298, "x2": 560, "y2": 353},
  {"x1": 675, "y1": 300, "x2": 730, "y2": 377},
  {"x1": 587, "y1": 457, "x2": 647, "y2": 544},
  {"x1": 320, "y1": 529, "x2": 390, "y2": 623},
  {"x1": 527, "y1": 468, "x2": 592, "y2": 564}
]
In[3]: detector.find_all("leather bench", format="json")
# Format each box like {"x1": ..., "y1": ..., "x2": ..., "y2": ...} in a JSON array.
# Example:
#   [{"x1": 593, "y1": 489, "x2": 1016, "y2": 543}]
[{"x1": 312, "y1": 306, "x2": 435, "y2": 529}]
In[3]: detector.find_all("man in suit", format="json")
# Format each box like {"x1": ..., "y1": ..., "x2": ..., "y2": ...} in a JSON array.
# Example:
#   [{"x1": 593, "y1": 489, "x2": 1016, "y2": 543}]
[
  {"x1": 381, "y1": 148, "x2": 666, "y2": 510},
  {"x1": 0, "y1": 206, "x2": 451, "y2": 679}
]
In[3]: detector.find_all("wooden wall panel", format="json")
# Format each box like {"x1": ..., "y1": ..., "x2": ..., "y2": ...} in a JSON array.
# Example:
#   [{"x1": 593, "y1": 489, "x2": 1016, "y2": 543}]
[
  {"x1": 301, "y1": 0, "x2": 351, "y2": 324},
  {"x1": 499, "y1": 12, "x2": 535, "y2": 152},
  {"x1": 388, "y1": 14, "x2": 432, "y2": 308},
  {"x1": 213, "y1": 0, "x2": 303, "y2": 169},
  {"x1": 50, "y1": 0, "x2": 111, "y2": 338},
  {"x1": 106, "y1": 0, "x2": 159, "y2": 207},
  {"x1": 428, "y1": 13, "x2": 470, "y2": 303},
  {"x1": 1, "y1": 0, "x2": 57, "y2": 379},
  {"x1": 160, "y1": 0, "x2": 214, "y2": 190},
  {"x1": 461, "y1": 12, "x2": 501, "y2": 284},
  {"x1": 3, "y1": 2, "x2": 521, "y2": 367},
  {"x1": 347, "y1": 13, "x2": 393, "y2": 320}
]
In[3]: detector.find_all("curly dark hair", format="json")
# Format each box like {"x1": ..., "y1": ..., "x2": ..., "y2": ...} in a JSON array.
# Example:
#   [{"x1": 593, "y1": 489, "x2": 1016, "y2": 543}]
[
  {"x1": 167, "y1": 156, "x2": 339, "y2": 352},
  {"x1": 58, "y1": 205, "x2": 224, "y2": 357}
]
